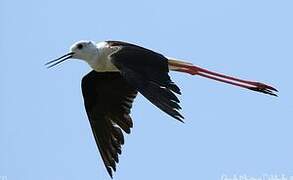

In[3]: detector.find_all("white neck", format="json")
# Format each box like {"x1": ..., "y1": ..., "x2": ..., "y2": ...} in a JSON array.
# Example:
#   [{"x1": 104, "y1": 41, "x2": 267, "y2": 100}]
[{"x1": 87, "y1": 42, "x2": 119, "y2": 72}]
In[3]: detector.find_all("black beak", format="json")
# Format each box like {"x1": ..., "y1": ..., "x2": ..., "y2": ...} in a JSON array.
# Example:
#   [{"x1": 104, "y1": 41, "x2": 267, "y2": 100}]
[{"x1": 45, "y1": 52, "x2": 74, "y2": 68}]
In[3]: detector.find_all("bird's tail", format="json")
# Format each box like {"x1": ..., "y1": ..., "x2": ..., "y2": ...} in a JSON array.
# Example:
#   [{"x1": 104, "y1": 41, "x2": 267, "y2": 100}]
[{"x1": 167, "y1": 57, "x2": 278, "y2": 96}]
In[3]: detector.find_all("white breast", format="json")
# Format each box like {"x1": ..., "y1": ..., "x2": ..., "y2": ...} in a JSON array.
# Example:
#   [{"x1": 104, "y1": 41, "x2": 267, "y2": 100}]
[{"x1": 90, "y1": 42, "x2": 120, "y2": 72}]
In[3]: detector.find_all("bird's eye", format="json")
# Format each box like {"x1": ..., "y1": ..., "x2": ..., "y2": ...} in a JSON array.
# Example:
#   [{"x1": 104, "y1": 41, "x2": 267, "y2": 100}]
[{"x1": 77, "y1": 44, "x2": 83, "y2": 50}]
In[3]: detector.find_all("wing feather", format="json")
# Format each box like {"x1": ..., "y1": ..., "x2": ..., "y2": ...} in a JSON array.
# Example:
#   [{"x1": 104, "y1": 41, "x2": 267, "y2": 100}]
[
  {"x1": 81, "y1": 71, "x2": 137, "y2": 178},
  {"x1": 109, "y1": 43, "x2": 184, "y2": 122}
]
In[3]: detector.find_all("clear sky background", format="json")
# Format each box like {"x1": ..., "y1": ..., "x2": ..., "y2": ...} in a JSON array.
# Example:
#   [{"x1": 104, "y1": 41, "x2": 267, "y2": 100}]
[{"x1": 0, "y1": 0, "x2": 292, "y2": 180}]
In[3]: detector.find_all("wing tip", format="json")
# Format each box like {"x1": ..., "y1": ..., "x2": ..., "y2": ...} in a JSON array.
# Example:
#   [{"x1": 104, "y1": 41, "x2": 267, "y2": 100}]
[
  {"x1": 174, "y1": 114, "x2": 185, "y2": 123},
  {"x1": 106, "y1": 166, "x2": 113, "y2": 178}
]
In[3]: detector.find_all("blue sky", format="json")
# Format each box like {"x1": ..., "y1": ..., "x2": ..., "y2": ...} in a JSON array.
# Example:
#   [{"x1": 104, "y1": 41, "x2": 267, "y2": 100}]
[{"x1": 0, "y1": 0, "x2": 292, "y2": 179}]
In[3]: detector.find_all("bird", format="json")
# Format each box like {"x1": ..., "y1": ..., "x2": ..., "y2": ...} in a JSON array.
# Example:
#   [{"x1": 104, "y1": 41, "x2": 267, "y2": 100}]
[{"x1": 46, "y1": 40, "x2": 278, "y2": 178}]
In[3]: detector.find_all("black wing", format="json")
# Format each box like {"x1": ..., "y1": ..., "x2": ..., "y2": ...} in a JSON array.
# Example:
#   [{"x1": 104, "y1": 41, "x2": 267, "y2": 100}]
[
  {"x1": 108, "y1": 42, "x2": 184, "y2": 121},
  {"x1": 81, "y1": 71, "x2": 137, "y2": 178}
]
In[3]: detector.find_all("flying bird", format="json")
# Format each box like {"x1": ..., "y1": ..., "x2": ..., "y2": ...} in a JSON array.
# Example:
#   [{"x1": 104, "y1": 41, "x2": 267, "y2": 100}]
[{"x1": 46, "y1": 40, "x2": 278, "y2": 178}]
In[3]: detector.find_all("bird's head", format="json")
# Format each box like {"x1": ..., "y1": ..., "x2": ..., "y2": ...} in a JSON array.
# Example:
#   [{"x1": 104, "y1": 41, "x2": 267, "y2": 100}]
[{"x1": 46, "y1": 40, "x2": 98, "y2": 68}]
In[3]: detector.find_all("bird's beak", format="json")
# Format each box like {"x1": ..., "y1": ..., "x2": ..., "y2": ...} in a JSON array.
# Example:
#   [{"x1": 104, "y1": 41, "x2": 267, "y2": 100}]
[{"x1": 45, "y1": 52, "x2": 74, "y2": 68}]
